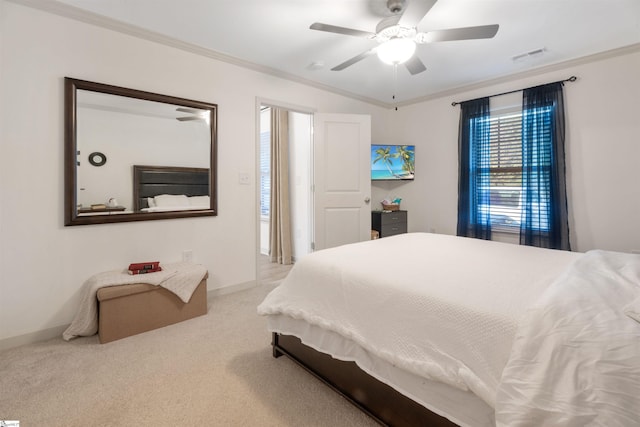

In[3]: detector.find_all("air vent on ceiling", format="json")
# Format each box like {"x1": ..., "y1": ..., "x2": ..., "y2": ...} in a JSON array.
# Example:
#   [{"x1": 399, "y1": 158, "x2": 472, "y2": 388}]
[{"x1": 512, "y1": 48, "x2": 545, "y2": 62}]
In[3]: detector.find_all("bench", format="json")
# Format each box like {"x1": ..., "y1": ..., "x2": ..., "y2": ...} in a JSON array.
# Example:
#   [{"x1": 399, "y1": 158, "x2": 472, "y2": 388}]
[{"x1": 96, "y1": 275, "x2": 208, "y2": 343}]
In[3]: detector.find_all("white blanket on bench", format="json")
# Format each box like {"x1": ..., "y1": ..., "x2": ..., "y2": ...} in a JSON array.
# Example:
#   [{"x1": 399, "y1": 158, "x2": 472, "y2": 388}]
[{"x1": 63, "y1": 262, "x2": 207, "y2": 341}]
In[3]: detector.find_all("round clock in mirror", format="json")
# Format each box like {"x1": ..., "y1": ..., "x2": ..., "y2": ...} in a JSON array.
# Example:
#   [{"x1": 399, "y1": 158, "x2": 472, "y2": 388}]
[{"x1": 88, "y1": 151, "x2": 107, "y2": 167}]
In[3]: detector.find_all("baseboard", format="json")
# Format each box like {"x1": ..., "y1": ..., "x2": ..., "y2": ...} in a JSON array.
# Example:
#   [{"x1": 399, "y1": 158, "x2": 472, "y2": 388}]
[
  {"x1": 0, "y1": 324, "x2": 68, "y2": 352},
  {"x1": 0, "y1": 280, "x2": 259, "y2": 352},
  {"x1": 206, "y1": 280, "x2": 257, "y2": 301}
]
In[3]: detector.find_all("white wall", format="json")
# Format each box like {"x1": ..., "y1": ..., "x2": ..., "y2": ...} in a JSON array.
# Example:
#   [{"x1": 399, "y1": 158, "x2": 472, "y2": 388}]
[
  {"x1": 373, "y1": 47, "x2": 640, "y2": 254},
  {"x1": 0, "y1": 1, "x2": 391, "y2": 343}
]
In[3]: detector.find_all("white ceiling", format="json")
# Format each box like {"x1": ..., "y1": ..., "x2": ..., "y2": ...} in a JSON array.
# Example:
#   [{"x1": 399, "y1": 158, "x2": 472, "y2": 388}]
[{"x1": 48, "y1": 0, "x2": 640, "y2": 106}]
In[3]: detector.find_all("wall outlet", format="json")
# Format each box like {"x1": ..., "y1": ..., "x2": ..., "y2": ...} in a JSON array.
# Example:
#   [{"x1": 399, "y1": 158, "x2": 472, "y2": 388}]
[{"x1": 182, "y1": 250, "x2": 193, "y2": 262}]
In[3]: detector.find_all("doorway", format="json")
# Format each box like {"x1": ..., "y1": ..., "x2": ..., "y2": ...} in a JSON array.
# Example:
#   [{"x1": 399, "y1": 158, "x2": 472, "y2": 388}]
[{"x1": 258, "y1": 103, "x2": 313, "y2": 284}]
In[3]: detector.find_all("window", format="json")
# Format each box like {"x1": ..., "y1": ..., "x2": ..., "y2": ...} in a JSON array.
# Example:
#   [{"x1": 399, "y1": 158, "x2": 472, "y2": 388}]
[
  {"x1": 473, "y1": 106, "x2": 553, "y2": 232},
  {"x1": 260, "y1": 108, "x2": 271, "y2": 217},
  {"x1": 521, "y1": 105, "x2": 554, "y2": 232},
  {"x1": 458, "y1": 82, "x2": 569, "y2": 249},
  {"x1": 484, "y1": 111, "x2": 523, "y2": 230}
]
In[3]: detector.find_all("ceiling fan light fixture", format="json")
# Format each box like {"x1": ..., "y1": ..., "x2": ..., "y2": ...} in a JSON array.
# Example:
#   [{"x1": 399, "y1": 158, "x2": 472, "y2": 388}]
[
  {"x1": 377, "y1": 24, "x2": 400, "y2": 41},
  {"x1": 375, "y1": 24, "x2": 415, "y2": 43},
  {"x1": 377, "y1": 37, "x2": 416, "y2": 65}
]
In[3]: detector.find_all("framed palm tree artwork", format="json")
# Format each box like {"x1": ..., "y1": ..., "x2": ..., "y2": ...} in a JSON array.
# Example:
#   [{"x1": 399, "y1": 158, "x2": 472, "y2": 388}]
[{"x1": 371, "y1": 145, "x2": 415, "y2": 181}]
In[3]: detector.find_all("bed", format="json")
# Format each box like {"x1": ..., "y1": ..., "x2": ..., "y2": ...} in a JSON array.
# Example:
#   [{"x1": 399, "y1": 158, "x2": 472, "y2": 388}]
[
  {"x1": 133, "y1": 165, "x2": 210, "y2": 212},
  {"x1": 257, "y1": 233, "x2": 640, "y2": 426}
]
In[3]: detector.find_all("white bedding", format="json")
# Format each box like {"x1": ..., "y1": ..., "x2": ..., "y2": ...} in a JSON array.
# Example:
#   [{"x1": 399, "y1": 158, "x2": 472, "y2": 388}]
[
  {"x1": 495, "y1": 250, "x2": 640, "y2": 426},
  {"x1": 141, "y1": 205, "x2": 208, "y2": 212},
  {"x1": 142, "y1": 194, "x2": 210, "y2": 212},
  {"x1": 266, "y1": 314, "x2": 496, "y2": 427},
  {"x1": 257, "y1": 232, "x2": 581, "y2": 407}
]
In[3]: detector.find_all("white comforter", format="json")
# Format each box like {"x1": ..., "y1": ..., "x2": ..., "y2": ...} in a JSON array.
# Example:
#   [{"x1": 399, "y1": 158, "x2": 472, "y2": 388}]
[
  {"x1": 495, "y1": 250, "x2": 640, "y2": 426},
  {"x1": 257, "y1": 232, "x2": 580, "y2": 407},
  {"x1": 140, "y1": 206, "x2": 208, "y2": 212}
]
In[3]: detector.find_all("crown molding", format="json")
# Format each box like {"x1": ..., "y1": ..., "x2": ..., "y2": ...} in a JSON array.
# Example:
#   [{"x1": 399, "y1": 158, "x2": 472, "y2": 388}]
[
  {"x1": 8, "y1": 0, "x2": 640, "y2": 110},
  {"x1": 395, "y1": 42, "x2": 640, "y2": 108},
  {"x1": 7, "y1": 0, "x2": 390, "y2": 108}
]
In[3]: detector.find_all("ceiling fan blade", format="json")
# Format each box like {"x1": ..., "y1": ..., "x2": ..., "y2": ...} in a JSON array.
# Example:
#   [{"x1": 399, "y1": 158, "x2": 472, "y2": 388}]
[
  {"x1": 405, "y1": 55, "x2": 427, "y2": 75},
  {"x1": 176, "y1": 107, "x2": 201, "y2": 114},
  {"x1": 417, "y1": 24, "x2": 499, "y2": 43},
  {"x1": 398, "y1": 0, "x2": 438, "y2": 28},
  {"x1": 310, "y1": 22, "x2": 375, "y2": 38},
  {"x1": 331, "y1": 48, "x2": 377, "y2": 71}
]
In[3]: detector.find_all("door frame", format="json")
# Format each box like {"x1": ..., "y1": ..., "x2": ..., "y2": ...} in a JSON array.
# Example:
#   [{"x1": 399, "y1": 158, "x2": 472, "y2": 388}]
[{"x1": 254, "y1": 97, "x2": 316, "y2": 282}]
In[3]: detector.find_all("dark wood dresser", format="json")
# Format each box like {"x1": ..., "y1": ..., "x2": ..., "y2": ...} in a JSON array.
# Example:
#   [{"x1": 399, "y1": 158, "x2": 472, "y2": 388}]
[{"x1": 372, "y1": 210, "x2": 407, "y2": 238}]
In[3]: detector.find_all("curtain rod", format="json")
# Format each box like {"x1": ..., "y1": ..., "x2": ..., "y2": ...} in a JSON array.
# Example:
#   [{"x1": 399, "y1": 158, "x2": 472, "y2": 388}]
[{"x1": 450, "y1": 76, "x2": 577, "y2": 107}]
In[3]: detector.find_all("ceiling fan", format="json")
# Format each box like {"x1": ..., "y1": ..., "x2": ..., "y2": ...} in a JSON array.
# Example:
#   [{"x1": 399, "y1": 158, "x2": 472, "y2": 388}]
[
  {"x1": 176, "y1": 107, "x2": 208, "y2": 122},
  {"x1": 310, "y1": 0, "x2": 499, "y2": 75}
]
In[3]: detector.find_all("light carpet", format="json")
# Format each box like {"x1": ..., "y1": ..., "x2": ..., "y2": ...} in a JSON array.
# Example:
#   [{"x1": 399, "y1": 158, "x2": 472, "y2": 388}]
[{"x1": 0, "y1": 283, "x2": 378, "y2": 427}]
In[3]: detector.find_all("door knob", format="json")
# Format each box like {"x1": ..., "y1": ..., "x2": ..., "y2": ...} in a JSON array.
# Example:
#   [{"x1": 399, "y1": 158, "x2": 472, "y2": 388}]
[{"x1": 364, "y1": 197, "x2": 371, "y2": 204}]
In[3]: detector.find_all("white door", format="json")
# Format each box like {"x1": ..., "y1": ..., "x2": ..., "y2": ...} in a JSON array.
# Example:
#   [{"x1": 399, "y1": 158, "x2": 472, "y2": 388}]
[{"x1": 313, "y1": 113, "x2": 371, "y2": 251}]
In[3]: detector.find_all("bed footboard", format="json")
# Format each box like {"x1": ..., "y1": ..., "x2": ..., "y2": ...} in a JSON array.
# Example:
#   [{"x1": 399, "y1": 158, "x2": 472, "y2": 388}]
[{"x1": 271, "y1": 332, "x2": 458, "y2": 427}]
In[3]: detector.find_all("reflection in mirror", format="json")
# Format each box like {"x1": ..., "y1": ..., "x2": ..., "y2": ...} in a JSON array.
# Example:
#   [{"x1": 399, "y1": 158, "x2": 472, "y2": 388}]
[{"x1": 65, "y1": 78, "x2": 217, "y2": 225}]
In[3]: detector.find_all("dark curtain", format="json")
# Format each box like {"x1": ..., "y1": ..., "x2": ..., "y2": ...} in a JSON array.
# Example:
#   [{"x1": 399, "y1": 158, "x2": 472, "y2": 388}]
[
  {"x1": 457, "y1": 97, "x2": 492, "y2": 240},
  {"x1": 520, "y1": 82, "x2": 571, "y2": 250}
]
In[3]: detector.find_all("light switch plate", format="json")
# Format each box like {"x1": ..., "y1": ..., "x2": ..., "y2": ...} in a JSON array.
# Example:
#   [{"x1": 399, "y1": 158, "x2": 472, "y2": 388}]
[{"x1": 239, "y1": 172, "x2": 250, "y2": 185}]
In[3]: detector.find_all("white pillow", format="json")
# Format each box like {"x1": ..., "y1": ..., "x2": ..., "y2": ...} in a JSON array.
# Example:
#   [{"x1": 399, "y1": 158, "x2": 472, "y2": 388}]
[
  {"x1": 623, "y1": 296, "x2": 640, "y2": 324},
  {"x1": 153, "y1": 194, "x2": 189, "y2": 207},
  {"x1": 147, "y1": 197, "x2": 156, "y2": 208},
  {"x1": 189, "y1": 195, "x2": 210, "y2": 207}
]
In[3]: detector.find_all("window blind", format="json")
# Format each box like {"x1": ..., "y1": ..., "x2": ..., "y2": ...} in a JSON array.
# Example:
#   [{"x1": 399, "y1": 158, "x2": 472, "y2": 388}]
[
  {"x1": 522, "y1": 106, "x2": 554, "y2": 232},
  {"x1": 259, "y1": 130, "x2": 270, "y2": 217},
  {"x1": 472, "y1": 107, "x2": 553, "y2": 231},
  {"x1": 487, "y1": 112, "x2": 523, "y2": 229}
]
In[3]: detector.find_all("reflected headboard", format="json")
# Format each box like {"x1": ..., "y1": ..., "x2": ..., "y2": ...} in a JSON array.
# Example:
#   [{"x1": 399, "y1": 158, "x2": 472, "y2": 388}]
[{"x1": 133, "y1": 165, "x2": 210, "y2": 211}]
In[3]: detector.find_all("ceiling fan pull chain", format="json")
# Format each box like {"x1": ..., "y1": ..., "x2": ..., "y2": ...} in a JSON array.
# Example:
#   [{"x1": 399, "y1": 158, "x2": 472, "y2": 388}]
[{"x1": 393, "y1": 64, "x2": 398, "y2": 111}]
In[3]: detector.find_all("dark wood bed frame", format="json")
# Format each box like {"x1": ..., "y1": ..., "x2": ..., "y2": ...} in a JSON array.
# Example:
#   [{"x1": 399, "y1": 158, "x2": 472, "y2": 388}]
[
  {"x1": 133, "y1": 165, "x2": 210, "y2": 211},
  {"x1": 272, "y1": 332, "x2": 459, "y2": 427}
]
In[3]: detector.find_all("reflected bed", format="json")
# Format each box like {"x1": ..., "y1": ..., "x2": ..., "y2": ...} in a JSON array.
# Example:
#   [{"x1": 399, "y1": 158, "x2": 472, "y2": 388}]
[{"x1": 133, "y1": 165, "x2": 210, "y2": 212}]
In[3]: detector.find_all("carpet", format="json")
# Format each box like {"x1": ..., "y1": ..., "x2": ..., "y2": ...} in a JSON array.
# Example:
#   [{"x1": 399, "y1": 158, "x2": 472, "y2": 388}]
[{"x1": 0, "y1": 283, "x2": 377, "y2": 427}]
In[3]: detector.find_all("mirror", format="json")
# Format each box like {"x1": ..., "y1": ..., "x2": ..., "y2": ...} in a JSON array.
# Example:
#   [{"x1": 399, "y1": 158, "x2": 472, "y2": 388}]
[{"x1": 65, "y1": 77, "x2": 217, "y2": 225}]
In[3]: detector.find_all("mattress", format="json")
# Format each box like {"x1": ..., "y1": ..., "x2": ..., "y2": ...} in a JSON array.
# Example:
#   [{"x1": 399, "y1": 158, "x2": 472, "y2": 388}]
[
  {"x1": 267, "y1": 314, "x2": 496, "y2": 427},
  {"x1": 258, "y1": 233, "x2": 581, "y2": 409}
]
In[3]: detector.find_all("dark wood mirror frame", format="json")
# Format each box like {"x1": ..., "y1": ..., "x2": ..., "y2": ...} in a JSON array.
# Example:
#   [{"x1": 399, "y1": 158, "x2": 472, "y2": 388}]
[{"x1": 64, "y1": 77, "x2": 217, "y2": 226}]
